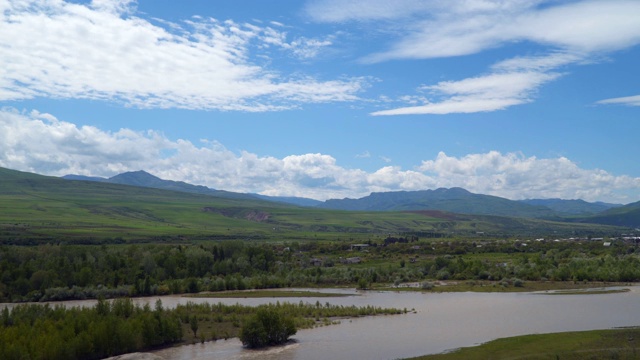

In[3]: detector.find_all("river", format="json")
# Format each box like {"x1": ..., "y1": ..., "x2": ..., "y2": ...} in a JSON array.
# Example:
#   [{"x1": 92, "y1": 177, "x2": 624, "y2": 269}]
[{"x1": 3, "y1": 287, "x2": 639, "y2": 359}]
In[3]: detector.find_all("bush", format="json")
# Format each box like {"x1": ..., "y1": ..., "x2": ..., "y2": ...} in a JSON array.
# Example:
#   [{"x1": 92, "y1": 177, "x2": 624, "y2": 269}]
[
  {"x1": 239, "y1": 307, "x2": 296, "y2": 348},
  {"x1": 420, "y1": 281, "x2": 434, "y2": 290}
]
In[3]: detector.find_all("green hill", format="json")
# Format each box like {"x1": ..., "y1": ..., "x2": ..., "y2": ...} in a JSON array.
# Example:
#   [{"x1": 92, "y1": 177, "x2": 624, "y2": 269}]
[
  {"x1": 0, "y1": 167, "x2": 627, "y2": 243},
  {"x1": 577, "y1": 201, "x2": 640, "y2": 228},
  {"x1": 0, "y1": 167, "x2": 445, "y2": 243}
]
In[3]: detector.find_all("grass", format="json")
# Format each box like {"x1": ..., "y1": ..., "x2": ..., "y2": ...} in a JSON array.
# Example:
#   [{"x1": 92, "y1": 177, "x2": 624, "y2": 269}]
[
  {"x1": 183, "y1": 290, "x2": 353, "y2": 298},
  {"x1": 407, "y1": 328, "x2": 640, "y2": 360}
]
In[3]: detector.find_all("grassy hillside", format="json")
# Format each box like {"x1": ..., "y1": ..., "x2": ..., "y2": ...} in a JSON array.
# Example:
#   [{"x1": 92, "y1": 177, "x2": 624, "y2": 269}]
[
  {"x1": 579, "y1": 201, "x2": 640, "y2": 228},
  {"x1": 0, "y1": 167, "x2": 444, "y2": 243},
  {"x1": 0, "y1": 167, "x2": 627, "y2": 243}
]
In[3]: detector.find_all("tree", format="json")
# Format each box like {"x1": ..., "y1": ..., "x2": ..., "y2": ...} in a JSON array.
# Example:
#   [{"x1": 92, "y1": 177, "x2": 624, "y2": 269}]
[
  {"x1": 189, "y1": 315, "x2": 198, "y2": 337},
  {"x1": 239, "y1": 307, "x2": 296, "y2": 348}
]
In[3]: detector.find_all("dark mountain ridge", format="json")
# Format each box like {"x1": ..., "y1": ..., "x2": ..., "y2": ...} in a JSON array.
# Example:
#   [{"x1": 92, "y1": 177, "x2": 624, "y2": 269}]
[
  {"x1": 317, "y1": 187, "x2": 556, "y2": 218},
  {"x1": 62, "y1": 170, "x2": 320, "y2": 205},
  {"x1": 518, "y1": 198, "x2": 620, "y2": 215}
]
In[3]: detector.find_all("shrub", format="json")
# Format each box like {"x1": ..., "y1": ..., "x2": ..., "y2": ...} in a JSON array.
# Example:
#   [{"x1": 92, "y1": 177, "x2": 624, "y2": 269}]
[{"x1": 420, "y1": 281, "x2": 434, "y2": 290}]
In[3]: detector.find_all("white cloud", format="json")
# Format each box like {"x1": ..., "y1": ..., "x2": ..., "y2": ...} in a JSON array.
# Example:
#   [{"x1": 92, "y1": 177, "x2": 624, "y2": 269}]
[
  {"x1": 0, "y1": 0, "x2": 364, "y2": 110},
  {"x1": 315, "y1": 0, "x2": 640, "y2": 62},
  {"x1": 307, "y1": 0, "x2": 640, "y2": 115},
  {"x1": 1, "y1": 108, "x2": 638, "y2": 203},
  {"x1": 596, "y1": 95, "x2": 640, "y2": 107},
  {"x1": 372, "y1": 67, "x2": 562, "y2": 115},
  {"x1": 419, "y1": 151, "x2": 640, "y2": 202}
]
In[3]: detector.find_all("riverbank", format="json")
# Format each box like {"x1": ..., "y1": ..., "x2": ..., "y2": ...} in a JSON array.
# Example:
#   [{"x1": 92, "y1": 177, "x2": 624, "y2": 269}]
[
  {"x1": 376, "y1": 280, "x2": 636, "y2": 293},
  {"x1": 407, "y1": 327, "x2": 640, "y2": 359}
]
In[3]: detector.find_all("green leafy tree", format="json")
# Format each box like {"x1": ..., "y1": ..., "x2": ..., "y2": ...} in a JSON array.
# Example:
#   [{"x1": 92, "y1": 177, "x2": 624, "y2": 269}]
[{"x1": 239, "y1": 307, "x2": 296, "y2": 348}]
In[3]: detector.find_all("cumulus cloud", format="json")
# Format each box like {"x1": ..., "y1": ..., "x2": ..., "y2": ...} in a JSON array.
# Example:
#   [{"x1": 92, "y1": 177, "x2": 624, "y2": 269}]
[
  {"x1": 0, "y1": 0, "x2": 364, "y2": 110},
  {"x1": 306, "y1": 0, "x2": 640, "y2": 115},
  {"x1": 418, "y1": 151, "x2": 640, "y2": 202},
  {"x1": 1, "y1": 108, "x2": 638, "y2": 203}
]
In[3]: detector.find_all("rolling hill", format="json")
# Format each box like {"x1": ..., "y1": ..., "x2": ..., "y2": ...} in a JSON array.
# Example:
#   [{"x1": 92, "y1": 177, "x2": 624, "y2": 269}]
[
  {"x1": 578, "y1": 200, "x2": 640, "y2": 228},
  {"x1": 64, "y1": 170, "x2": 626, "y2": 221},
  {"x1": 0, "y1": 166, "x2": 629, "y2": 242},
  {"x1": 0, "y1": 167, "x2": 465, "y2": 242}
]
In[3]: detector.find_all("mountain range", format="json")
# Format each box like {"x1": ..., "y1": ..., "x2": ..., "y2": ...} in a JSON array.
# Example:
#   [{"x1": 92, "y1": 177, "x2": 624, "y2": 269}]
[{"x1": 58, "y1": 169, "x2": 639, "y2": 228}]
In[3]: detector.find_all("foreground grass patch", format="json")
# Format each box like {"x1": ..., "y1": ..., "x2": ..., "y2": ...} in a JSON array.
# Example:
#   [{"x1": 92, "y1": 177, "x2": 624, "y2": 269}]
[{"x1": 408, "y1": 328, "x2": 640, "y2": 360}]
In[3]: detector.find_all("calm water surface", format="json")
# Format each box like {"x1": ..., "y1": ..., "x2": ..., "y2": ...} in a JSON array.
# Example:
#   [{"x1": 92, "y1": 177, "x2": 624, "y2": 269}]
[
  {"x1": 3, "y1": 287, "x2": 639, "y2": 359},
  {"x1": 154, "y1": 287, "x2": 640, "y2": 360}
]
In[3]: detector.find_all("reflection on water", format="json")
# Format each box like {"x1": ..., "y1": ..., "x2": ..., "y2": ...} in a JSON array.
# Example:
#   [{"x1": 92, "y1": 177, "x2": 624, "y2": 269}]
[{"x1": 3, "y1": 287, "x2": 639, "y2": 360}]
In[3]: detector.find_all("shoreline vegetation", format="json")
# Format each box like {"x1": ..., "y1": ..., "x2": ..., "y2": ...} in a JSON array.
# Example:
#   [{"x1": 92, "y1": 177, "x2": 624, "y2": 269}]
[
  {"x1": 407, "y1": 327, "x2": 640, "y2": 360},
  {"x1": 183, "y1": 289, "x2": 353, "y2": 298},
  {"x1": 0, "y1": 297, "x2": 406, "y2": 360},
  {"x1": 2, "y1": 238, "x2": 640, "y2": 304}
]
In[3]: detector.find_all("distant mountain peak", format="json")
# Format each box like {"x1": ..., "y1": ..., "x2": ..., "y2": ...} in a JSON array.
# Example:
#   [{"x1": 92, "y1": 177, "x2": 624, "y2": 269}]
[
  {"x1": 110, "y1": 170, "x2": 157, "y2": 179},
  {"x1": 107, "y1": 170, "x2": 164, "y2": 187}
]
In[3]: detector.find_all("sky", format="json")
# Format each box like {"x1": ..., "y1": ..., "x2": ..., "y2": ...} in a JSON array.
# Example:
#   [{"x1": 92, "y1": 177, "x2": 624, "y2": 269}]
[{"x1": 1, "y1": 0, "x2": 639, "y2": 204}]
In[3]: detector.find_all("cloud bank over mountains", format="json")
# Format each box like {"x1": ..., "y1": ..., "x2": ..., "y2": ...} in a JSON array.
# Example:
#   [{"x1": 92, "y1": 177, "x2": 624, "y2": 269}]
[{"x1": 1, "y1": 108, "x2": 637, "y2": 203}]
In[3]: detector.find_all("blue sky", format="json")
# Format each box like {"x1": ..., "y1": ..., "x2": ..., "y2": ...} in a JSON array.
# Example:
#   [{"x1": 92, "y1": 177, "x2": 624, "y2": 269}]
[{"x1": 1, "y1": 0, "x2": 639, "y2": 203}]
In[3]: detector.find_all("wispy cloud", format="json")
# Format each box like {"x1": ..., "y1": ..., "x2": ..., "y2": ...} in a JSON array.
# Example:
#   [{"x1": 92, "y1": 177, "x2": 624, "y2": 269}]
[
  {"x1": 2, "y1": 108, "x2": 637, "y2": 203},
  {"x1": 308, "y1": 0, "x2": 640, "y2": 115},
  {"x1": 309, "y1": 1, "x2": 640, "y2": 61},
  {"x1": 0, "y1": 0, "x2": 364, "y2": 111},
  {"x1": 372, "y1": 70, "x2": 561, "y2": 115},
  {"x1": 596, "y1": 95, "x2": 640, "y2": 107}
]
